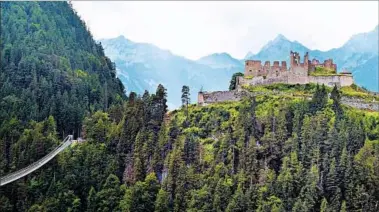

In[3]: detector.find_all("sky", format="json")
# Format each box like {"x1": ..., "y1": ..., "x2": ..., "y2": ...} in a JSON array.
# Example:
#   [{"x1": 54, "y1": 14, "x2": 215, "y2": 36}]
[{"x1": 72, "y1": 1, "x2": 378, "y2": 60}]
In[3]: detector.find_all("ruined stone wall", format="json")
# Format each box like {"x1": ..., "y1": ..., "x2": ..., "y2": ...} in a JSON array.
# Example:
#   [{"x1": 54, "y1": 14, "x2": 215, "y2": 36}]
[
  {"x1": 245, "y1": 60, "x2": 288, "y2": 77},
  {"x1": 237, "y1": 74, "x2": 353, "y2": 88},
  {"x1": 237, "y1": 76, "x2": 288, "y2": 88},
  {"x1": 287, "y1": 75, "x2": 310, "y2": 84},
  {"x1": 308, "y1": 75, "x2": 353, "y2": 87},
  {"x1": 245, "y1": 60, "x2": 263, "y2": 77},
  {"x1": 198, "y1": 92, "x2": 205, "y2": 105},
  {"x1": 290, "y1": 66, "x2": 308, "y2": 76}
]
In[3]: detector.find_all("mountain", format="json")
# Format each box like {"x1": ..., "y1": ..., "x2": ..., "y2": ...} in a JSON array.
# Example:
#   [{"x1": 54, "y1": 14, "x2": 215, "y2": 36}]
[
  {"x1": 353, "y1": 56, "x2": 379, "y2": 91},
  {"x1": 340, "y1": 25, "x2": 379, "y2": 54},
  {"x1": 197, "y1": 52, "x2": 243, "y2": 69},
  {"x1": 100, "y1": 37, "x2": 241, "y2": 108},
  {"x1": 245, "y1": 34, "x2": 311, "y2": 62}
]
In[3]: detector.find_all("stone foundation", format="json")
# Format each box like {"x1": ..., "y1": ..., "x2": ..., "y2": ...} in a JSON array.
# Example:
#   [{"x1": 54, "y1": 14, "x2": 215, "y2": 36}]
[{"x1": 237, "y1": 74, "x2": 353, "y2": 89}]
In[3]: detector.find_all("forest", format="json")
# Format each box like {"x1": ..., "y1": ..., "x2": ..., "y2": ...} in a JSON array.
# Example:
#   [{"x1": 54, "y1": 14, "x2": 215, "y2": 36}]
[{"x1": 1, "y1": 2, "x2": 379, "y2": 212}]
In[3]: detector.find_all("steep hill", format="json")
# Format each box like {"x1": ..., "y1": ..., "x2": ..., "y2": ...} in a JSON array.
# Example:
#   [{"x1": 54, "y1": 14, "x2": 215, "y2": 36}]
[
  {"x1": 0, "y1": 2, "x2": 126, "y2": 138},
  {"x1": 3, "y1": 81, "x2": 379, "y2": 211},
  {"x1": 0, "y1": 1, "x2": 127, "y2": 186}
]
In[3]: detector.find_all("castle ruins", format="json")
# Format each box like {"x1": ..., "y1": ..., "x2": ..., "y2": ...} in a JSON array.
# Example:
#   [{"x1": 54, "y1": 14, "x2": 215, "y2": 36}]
[
  {"x1": 197, "y1": 51, "x2": 364, "y2": 107},
  {"x1": 237, "y1": 51, "x2": 353, "y2": 89}
]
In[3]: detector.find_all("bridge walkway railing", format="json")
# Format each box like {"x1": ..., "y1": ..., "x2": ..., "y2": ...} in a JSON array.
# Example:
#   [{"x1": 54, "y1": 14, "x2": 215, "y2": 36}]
[{"x1": 0, "y1": 135, "x2": 73, "y2": 186}]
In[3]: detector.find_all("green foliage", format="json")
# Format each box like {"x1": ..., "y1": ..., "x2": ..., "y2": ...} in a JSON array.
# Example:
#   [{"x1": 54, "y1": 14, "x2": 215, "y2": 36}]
[
  {"x1": 120, "y1": 173, "x2": 159, "y2": 212},
  {"x1": 154, "y1": 189, "x2": 170, "y2": 212},
  {"x1": 340, "y1": 84, "x2": 379, "y2": 101},
  {"x1": 0, "y1": 1, "x2": 126, "y2": 140},
  {"x1": 181, "y1": 85, "x2": 190, "y2": 121},
  {"x1": 310, "y1": 66, "x2": 337, "y2": 76},
  {"x1": 229, "y1": 72, "x2": 244, "y2": 90},
  {"x1": 2, "y1": 80, "x2": 379, "y2": 211},
  {"x1": 95, "y1": 174, "x2": 123, "y2": 212}
]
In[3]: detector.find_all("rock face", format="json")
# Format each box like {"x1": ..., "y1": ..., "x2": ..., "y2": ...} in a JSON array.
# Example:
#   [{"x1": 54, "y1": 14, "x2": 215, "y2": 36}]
[
  {"x1": 341, "y1": 97, "x2": 379, "y2": 111},
  {"x1": 198, "y1": 90, "x2": 248, "y2": 106},
  {"x1": 198, "y1": 90, "x2": 379, "y2": 111}
]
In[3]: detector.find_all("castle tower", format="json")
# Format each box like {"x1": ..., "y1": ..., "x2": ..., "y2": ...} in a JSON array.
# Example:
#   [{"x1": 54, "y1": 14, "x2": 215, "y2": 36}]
[
  {"x1": 304, "y1": 52, "x2": 309, "y2": 72},
  {"x1": 198, "y1": 91, "x2": 205, "y2": 106},
  {"x1": 295, "y1": 53, "x2": 300, "y2": 65},
  {"x1": 281, "y1": 61, "x2": 287, "y2": 71},
  {"x1": 290, "y1": 51, "x2": 295, "y2": 68}
]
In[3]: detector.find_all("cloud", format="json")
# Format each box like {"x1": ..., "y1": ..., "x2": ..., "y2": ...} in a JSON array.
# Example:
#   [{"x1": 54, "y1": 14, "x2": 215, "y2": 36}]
[{"x1": 72, "y1": 1, "x2": 378, "y2": 60}]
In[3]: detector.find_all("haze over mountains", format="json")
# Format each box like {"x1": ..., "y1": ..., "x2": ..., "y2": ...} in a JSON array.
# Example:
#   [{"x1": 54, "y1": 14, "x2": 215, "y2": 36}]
[{"x1": 100, "y1": 25, "x2": 378, "y2": 108}]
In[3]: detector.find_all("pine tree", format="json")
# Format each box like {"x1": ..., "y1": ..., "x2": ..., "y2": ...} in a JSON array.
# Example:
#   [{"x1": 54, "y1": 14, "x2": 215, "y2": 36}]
[
  {"x1": 181, "y1": 85, "x2": 190, "y2": 121},
  {"x1": 87, "y1": 187, "x2": 97, "y2": 212},
  {"x1": 226, "y1": 184, "x2": 247, "y2": 212},
  {"x1": 320, "y1": 197, "x2": 329, "y2": 212},
  {"x1": 330, "y1": 85, "x2": 343, "y2": 120},
  {"x1": 213, "y1": 177, "x2": 233, "y2": 212},
  {"x1": 96, "y1": 174, "x2": 123, "y2": 212},
  {"x1": 155, "y1": 189, "x2": 170, "y2": 212}
]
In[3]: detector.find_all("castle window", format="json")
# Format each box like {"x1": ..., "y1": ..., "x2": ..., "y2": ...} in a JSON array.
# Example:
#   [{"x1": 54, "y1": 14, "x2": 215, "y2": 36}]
[{"x1": 249, "y1": 70, "x2": 252, "y2": 72}]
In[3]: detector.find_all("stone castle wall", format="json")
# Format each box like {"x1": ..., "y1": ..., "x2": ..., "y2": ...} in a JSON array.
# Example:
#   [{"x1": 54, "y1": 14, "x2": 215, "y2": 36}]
[
  {"x1": 237, "y1": 74, "x2": 353, "y2": 89},
  {"x1": 308, "y1": 75, "x2": 354, "y2": 87}
]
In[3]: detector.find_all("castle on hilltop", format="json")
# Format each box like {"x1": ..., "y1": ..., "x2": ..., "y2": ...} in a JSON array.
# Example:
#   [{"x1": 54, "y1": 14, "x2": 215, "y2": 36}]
[
  {"x1": 237, "y1": 51, "x2": 353, "y2": 89},
  {"x1": 198, "y1": 51, "x2": 356, "y2": 106}
]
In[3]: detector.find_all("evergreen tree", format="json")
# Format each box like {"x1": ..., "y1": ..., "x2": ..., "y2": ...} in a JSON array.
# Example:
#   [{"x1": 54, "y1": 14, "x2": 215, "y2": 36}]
[
  {"x1": 330, "y1": 85, "x2": 343, "y2": 120},
  {"x1": 226, "y1": 184, "x2": 247, "y2": 212},
  {"x1": 181, "y1": 85, "x2": 190, "y2": 120},
  {"x1": 87, "y1": 187, "x2": 97, "y2": 212},
  {"x1": 155, "y1": 189, "x2": 170, "y2": 212}
]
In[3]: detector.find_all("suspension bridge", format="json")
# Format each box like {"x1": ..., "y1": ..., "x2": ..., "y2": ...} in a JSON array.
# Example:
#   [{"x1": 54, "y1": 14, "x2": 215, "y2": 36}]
[{"x1": 0, "y1": 135, "x2": 75, "y2": 186}]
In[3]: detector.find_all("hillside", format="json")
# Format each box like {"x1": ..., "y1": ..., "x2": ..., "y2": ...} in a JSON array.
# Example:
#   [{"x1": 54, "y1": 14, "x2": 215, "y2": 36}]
[
  {"x1": 0, "y1": 2, "x2": 126, "y2": 136},
  {"x1": 0, "y1": 1, "x2": 126, "y2": 207},
  {"x1": 3, "y1": 81, "x2": 379, "y2": 211}
]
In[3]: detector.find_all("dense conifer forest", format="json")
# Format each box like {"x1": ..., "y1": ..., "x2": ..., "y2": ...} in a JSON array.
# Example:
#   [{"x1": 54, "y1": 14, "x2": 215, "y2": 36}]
[{"x1": 1, "y1": 2, "x2": 379, "y2": 212}]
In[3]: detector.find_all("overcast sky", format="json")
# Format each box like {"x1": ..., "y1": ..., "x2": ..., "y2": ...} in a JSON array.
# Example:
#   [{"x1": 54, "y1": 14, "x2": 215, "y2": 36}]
[{"x1": 72, "y1": 1, "x2": 378, "y2": 60}]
